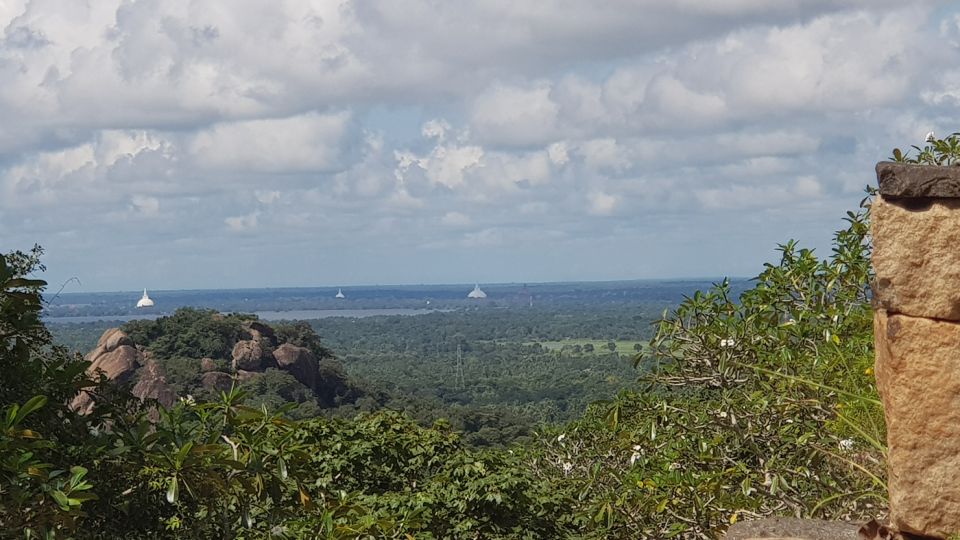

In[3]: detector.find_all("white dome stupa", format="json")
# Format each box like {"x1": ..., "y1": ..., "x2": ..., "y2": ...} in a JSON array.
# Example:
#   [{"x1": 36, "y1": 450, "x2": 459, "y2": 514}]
[
  {"x1": 467, "y1": 284, "x2": 487, "y2": 299},
  {"x1": 335, "y1": 288, "x2": 345, "y2": 299},
  {"x1": 136, "y1": 289, "x2": 155, "y2": 308}
]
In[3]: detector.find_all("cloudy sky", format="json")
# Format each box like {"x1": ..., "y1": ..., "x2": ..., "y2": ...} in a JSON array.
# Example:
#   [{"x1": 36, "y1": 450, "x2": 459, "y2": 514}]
[{"x1": 3, "y1": 0, "x2": 960, "y2": 291}]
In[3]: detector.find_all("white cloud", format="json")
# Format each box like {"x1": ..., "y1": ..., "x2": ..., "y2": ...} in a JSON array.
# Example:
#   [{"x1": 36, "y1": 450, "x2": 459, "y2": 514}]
[
  {"x1": 441, "y1": 211, "x2": 471, "y2": 226},
  {"x1": 224, "y1": 212, "x2": 259, "y2": 232},
  {"x1": 189, "y1": 111, "x2": 352, "y2": 173},
  {"x1": 130, "y1": 195, "x2": 160, "y2": 216},
  {"x1": 588, "y1": 192, "x2": 619, "y2": 216},
  {"x1": 470, "y1": 83, "x2": 560, "y2": 146}
]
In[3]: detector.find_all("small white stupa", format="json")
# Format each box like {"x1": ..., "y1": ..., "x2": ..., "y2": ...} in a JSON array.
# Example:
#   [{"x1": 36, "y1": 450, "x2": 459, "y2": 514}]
[
  {"x1": 467, "y1": 284, "x2": 487, "y2": 299},
  {"x1": 335, "y1": 288, "x2": 345, "y2": 299},
  {"x1": 136, "y1": 289, "x2": 155, "y2": 308}
]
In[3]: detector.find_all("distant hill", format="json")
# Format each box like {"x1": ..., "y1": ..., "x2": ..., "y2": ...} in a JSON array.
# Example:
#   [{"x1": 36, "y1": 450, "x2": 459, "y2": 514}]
[{"x1": 72, "y1": 308, "x2": 366, "y2": 419}]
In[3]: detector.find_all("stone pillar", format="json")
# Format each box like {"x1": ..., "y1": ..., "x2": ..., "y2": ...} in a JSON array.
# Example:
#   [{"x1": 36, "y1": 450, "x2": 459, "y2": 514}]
[{"x1": 873, "y1": 162, "x2": 960, "y2": 538}]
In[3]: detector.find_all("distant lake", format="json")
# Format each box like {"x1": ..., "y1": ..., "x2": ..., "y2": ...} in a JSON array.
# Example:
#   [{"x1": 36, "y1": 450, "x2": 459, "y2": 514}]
[{"x1": 44, "y1": 308, "x2": 438, "y2": 324}]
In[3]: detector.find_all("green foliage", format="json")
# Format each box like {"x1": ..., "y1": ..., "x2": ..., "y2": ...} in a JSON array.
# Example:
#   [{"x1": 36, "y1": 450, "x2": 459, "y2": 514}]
[
  {"x1": 891, "y1": 131, "x2": 960, "y2": 165},
  {"x1": 123, "y1": 308, "x2": 251, "y2": 360},
  {"x1": 523, "y1": 198, "x2": 883, "y2": 538}
]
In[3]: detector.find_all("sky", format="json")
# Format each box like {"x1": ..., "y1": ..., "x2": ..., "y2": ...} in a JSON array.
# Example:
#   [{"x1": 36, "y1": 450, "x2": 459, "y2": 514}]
[{"x1": 3, "y1": 0, "x2": 960, "y2": 291}]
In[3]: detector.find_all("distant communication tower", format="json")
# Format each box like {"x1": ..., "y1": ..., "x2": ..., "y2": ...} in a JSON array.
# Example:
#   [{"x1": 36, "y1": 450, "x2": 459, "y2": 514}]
[{"x1": 455, "y1": 344, "x2": 466, "y2": 389}]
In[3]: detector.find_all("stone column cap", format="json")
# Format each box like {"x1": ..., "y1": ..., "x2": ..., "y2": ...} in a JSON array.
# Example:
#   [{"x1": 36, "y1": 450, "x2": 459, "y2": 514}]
[{"x1": 876, "y1": 162, "x2": 960, "y2": 199}]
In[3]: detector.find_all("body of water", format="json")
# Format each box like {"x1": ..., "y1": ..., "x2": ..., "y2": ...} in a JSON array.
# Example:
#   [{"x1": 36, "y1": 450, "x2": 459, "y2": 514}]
[{"x1": 44, "y1": 308, "x2": 437, "y2": 324}]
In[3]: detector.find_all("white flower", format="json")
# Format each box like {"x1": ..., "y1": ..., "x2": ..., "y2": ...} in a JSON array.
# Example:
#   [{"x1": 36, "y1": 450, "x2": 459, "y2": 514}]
[
  {"x1": 629, "y1": 452, "x2": 641, "y2": 466},
  {"x1": 179, "y1": 394, "x2": 196, "y2": 407},
  {"x1": 556, "y1": 433, "x2": 566, "y2": 443},
  {"x1": 720, "y1": 338, "x2": 736, "y2": 348},
  {"x1": 926, "y1": 131, "x2": 937, "y2": 143},
  {"x1": 839, "y1": 438, "x2": 855, "y2": 452}
]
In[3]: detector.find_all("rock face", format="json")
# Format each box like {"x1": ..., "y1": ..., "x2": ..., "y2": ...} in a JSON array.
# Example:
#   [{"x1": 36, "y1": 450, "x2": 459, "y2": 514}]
[
  {"x1": 71, "y1": 328, "x2": 143, "y2": 414},
  {"x1": 200, "y1": 358, "x2": 217, "y2": 372},
  {"x1": 874, "y1": 309, "x2": 960, "y2": 536},
  {"x1": 132, "y1": 359, "x2": 176, "y2": 408},
  {"x1": 872, "y1": 195, "x2": 960, "y2": 320},
  {"x1": 273, "y1": 344, "x2": 318, "y2": 390},
  {"x1": 231, "y1": 340, "x2": 265, "y2": 371},
  {"x1": 231, "y1": 321, "x2": 278, "y2": 372}
]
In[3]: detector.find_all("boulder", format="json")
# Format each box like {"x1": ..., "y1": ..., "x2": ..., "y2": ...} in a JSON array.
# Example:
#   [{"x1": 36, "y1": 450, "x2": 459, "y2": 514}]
[
  {"x1": 132, "y1": 360, "x2": 176, "y2": 408},
  {"x1": 874, "y1": 309, "x2": 960, "y2": 537},
  {"x1": 232, "y1": 340, "x2": 265, "y2": 371},
  {"x1": 200, "y1": 357, "x2": 217, "y2": 372},
  {"x1": 245, "y1": 321, "x2": 277, "y2": 347},
  {"x1": 872, "y1": 195, "x2": 960, "y2": 320},
  {"x1": 273, "y1": 344, "x2": 317, "y2": 390},
  {"x1": 201, "y1": 371, "x2": 234, "y2": 392},
  {"x1": 236, "y1": 369, "x2": 260, "y2": 383},
  {"x1": 88, "y1": 345, "x2": 141, "y2": 383},
  {"x1": 71, "y1": 329, "x2": 143, "y2": 414},
  {"x1": 98, "y1": 327, "x2": 134, "y2": 351}
]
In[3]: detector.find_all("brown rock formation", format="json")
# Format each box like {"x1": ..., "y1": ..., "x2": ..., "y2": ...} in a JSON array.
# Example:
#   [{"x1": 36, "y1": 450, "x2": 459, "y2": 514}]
[
  {"x1": 132, "y1": 359, "x2": 176, "y2": 408},
  {"x1": 236, "y1": 369, "x2": 260, "y2": 383},
  {"x1": 872, "y1": 195, "x2": 960, "y2": 320},
  {"x1": 232, "y1": 340, "x2": 265, "y2": 371},
  {"x1": 245, "y1": 320, "x2": 277, "y2": 346},
  {"x1": 200, "y1": 358, "x2": 217, "y2": 372},
  {"x1": 70, "y1": 328, "x2": 143, "y2": 413},
  {"x1": 273, "y1": 344, "x2": 318, "y2": 390},
  {"x1": 201, "y1": 371, "x2": 234, "y2": 392},
  {"x1": 98, "y1": 327, "x2": 134, "y2": 351},
  {"x1": 874, "y1": 309, "x2": 960, "y2": 536}
]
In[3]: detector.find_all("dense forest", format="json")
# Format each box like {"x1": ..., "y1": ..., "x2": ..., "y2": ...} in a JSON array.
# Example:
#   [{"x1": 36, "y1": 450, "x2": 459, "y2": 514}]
[{"x1": 49, "y1": 305, "x2": 662, "y2": 447}]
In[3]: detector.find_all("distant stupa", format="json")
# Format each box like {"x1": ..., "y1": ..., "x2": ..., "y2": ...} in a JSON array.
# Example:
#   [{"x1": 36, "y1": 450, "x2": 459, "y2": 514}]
[
  {"x1": 467, "y1": 284, "x2": 487, "y2": 299},
  {"x1": 335, "y1": 288, "x2": 345, "y2": 299},
  {"x1": 136, "y1": 289, "x2": 155, "y2": 308}
]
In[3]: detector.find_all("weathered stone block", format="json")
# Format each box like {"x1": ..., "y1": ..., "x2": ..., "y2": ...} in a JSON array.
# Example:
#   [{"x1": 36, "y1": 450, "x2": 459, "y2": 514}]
[
  {"x1": 876, "y1": 162, "x2": 960, "y2": 199},
  {"x1": 875, "y1": 309, "x2": 960, "y2": 537},
  {"x1": 872, "y1": 195, "x2": 960, "y2": 320}
]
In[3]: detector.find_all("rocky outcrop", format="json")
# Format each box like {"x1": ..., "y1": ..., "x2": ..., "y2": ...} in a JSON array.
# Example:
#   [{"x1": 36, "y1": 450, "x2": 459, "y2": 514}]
[
  {"x1": 200, "y1": 358, "x2": 217, "y2": 372},
  {"x1": 201, "y1": 371, "x2": 233, "y2": 392},
  {"x1": 232, "y1": 340, "x2": 266, "y2": 371},
  {"x1": 231, "y1": 321, "x2": 278, "y2": 371},
  {"x1": 245, "y1": 321, "x2": 277, "y2": 346},
  {"x1": 71, "y1": 328, "x2": 143, "y2": 414},
  {"x1": 273, "y1": 344, "x2": 318, "y2": 390},
  {"x1": 98, "y1": 327, "x2": 134, "y2": 351},
  {"x1": 132, "y1": 359, "x2": 176, "y2": 408}
]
